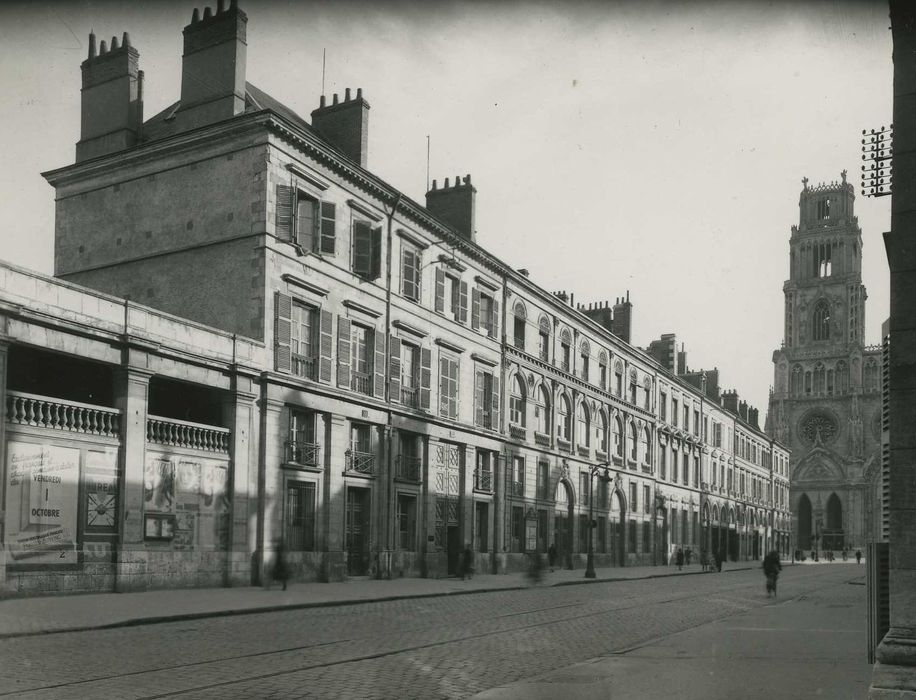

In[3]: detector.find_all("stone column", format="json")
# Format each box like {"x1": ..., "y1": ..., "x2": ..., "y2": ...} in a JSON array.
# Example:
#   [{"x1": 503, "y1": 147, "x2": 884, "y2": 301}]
[
  {"x1": 256, "y1": 396, "x2": 284, "y2": 585},
  {"x1": 114, "y1": 367, "x2": 152, "y2": 592},
  {"x1": 221, "y1": 373, "x2": 257, "y2": 586},
  {"x1": 0, "y1": 340, "x2": 9, "y2": 588}
]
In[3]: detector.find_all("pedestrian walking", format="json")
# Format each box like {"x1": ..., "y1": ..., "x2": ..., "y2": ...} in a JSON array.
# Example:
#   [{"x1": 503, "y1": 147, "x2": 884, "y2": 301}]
[
  {"x1": 856, "y1": 549, "x2": 862, "y2": 564},
  {"x1": 700, "y1": 548, "x2": 708, "y2": 572},
  {"x1": 460, "y1": 543, "x2": 474, "y2": 580},
  {"x1": 763, "y1": 550, "x2": 782, "y2": 597},
  {"x1": 716, "y1": 547, "x2": 725, "y2": 572},
  {"x1": 685, "y1": 548, "x2": 692, "y2": 566},
  {"x1": 267, "y1": 538, "x2": 289, "y2": 591},
  {"x1": 675, "y1": 547, "x2": 684, "y2": 571},
  {"x1": 548, "y1": 542, "x2": 557, "y2": 572},
  {"x1": 842, "y1": 548, "x2": 848, "y2": 562},
  {"x1": 527, "y1": 551, "x2": 544, "y2": 585}
]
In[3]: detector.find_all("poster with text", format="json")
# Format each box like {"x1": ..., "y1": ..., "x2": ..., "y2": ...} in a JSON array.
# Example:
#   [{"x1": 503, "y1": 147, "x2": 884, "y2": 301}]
[{"x1": 4, "y1": 441, "x2": 79, "y2": 564}]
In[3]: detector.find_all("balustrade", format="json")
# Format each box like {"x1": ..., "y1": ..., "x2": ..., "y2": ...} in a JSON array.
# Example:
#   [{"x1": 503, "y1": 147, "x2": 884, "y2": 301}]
[
  {"x1": 7, "y1": 391, "x2": 120, "y2": 438},
  {"x1": 147, "y1": 415, "x2": 230, "y2": 453}
]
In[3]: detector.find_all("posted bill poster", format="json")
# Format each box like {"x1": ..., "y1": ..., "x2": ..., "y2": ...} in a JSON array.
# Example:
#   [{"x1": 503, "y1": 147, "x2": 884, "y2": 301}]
[{"x1": 4, "y1": 441, "x2": 80, "y2": 564}]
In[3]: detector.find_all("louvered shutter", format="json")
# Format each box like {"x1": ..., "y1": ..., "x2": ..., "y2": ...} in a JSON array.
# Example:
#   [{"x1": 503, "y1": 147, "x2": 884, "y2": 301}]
[
  {"x1": 491, "y1": 373, "x2": 500, "y2": 431},
  {"x1": 274, "y1": 291, "x2": 292, "y2": 372},
  {"x1": 490, "y1": 299, "x2": 499, "y2": 338},
  {"x1": 435, "y1": 268, "x2": 445, "y2": 313},
  {"x1": 337, "y1": 318, "x2": 352, "y2": 388},
  {"x1": 420, "y1": 347, "x2": 432, "y2": 410},
  {"x1": 471, "y1": 288, "x2": 480, "y2": 330},
  {"x1": 475, "y1": 369, "x2": 485, "y2": 428},
  {"x1": 458, "y1": 281, "x2": 469, "y2": 324},
  {"x1": 353, "y1": 221, "x2": 372, "y2": 277},
  {"x1": 370, "y1": 227, "x2": 383, "y2": 280},
  {"x1": 374, "y1": 330, "x2": 386, "y2": 398},
  {"x1": 389, "y1": 335, "x2": 401, "y2": 403},
  {"x1": 320, "y1": 202, "x2": 336, "y2": 254},
  {"x1": 276, "y1": 185, "x2": 295, "y2": 242},
  {"x1": 319, "y1": 310, "x2": 333, "y2": 382}
]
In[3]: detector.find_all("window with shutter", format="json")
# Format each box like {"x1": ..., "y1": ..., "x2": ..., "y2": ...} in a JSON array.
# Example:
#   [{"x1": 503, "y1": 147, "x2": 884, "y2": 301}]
[
  {"x1": 401, "y1": 246, "x2": 421, "y2": 302},
  {"x1": 490, "y1": 299, "x2": 499, "y2": 338},
  {"x1": 389, "y1": 335, "x2": 401, "y2": 404},
  {"x1": 471, "y1": 288, "x2": 481, "y2": 330},
  {"x1": 276, "y1": 185, "x2": 295, "y2": 242},
  {"x1": 296, "y1": 194, "x2": 318, "y2": 252},
  {"x1": 336, "y1": 318, "x2": 352, "y2": 389},
  {"x1": 373, "y1": 329, "x2": 385, "y2": 398},
  {"x1": 290, "y1": 300, "x2": 318, "y2": 380},
  {"x1": 458, "y1": 281, "x2": 468, "y2": 324},
  {"x1": 419, "y1": 347, "x2": 432, "y2": 410},
  {"x1": 319, "y1": 310, "x2": 333, "y2": 383},
  {"x1": 439, "y1": 353, "x2": 459, "y2": 420},
  {"x1": 352, "y1": 220, "x2": 374, "y2": 278},
  {"x1": 274, "y1": 291, "x2": 292, "y2": 373},
  {"x1": 320, "y1": 202, "x2": 336, "y2": 254},
  {"x1": 434, "y1": 268, "x2": 446, "y2": 314}
]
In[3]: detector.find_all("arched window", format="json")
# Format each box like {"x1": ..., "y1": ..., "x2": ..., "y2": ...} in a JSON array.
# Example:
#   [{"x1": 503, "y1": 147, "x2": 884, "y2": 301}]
[
  {"x1": 536, "y1": 385, "x2": 552, "y2": 435},
  {"x1": 813, "y1": 362, "x2": 825, "y2": 395},
  {"x1": 614, "y1": 361, "x2": 624, "y2": 397},
  {"x1": 640, "y1": 427, "x2": 650, "y2": 464},
  {"x1": 628, "y1": 370, "x2": 638, "y2": 405},
  {"x1": 791, "y1": 365, "x2": 803, "y2": 396},
  {"x1": 613, "y1": 416, "x2": 623, "y2": 457},
  {"x1": 642, "y1": 377, "x2": 651, "y2": 410},
  {"x1": 559, "y1": 329, "x2": 572, "y2": 372},
  {"x1": 598, "y1": 351, "x2": 609, "y2": 390},
  {"x1": 537, "y1": 315, "x2": 551, "y2": 361},
  {"x1": 513, "y1": 302, "x2": 527, "y2": 350},
  {"x1": 813, "y1": 300, "x2": 831, "y2": 341},
  {"x1": 598, "y1": 410, "x2": 609, "y2": 452},
  {"x1": 510, "y1": 375, "x2": 526, "y2": 427},
  {"x1": 629, "y1": 422, "x2": 638, "y2": 461},
  {"x1": 558, "y1": 394, "x2": 572, "y2": 441},
  {"x1": 804, "y1": 370, "x2": 812, "y2": 395},
  {"x1": 577, "y1": 402, "x2": 590, "y2": 447},
  {"x1": 836, "y1": 361, "x2": 849, "y2": 394},
  {"x1": 579, "y1": 340, "x2": 591, "y2": 381}
]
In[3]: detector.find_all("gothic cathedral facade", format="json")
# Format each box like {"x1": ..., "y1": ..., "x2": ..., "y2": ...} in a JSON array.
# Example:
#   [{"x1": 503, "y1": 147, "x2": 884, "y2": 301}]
[{"x1": 767, "y1": 174, "x2": 882, "y2": 553}]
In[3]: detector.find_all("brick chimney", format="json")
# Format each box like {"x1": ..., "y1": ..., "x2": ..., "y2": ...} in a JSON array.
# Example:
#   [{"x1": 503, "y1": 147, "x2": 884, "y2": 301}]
[
  {"x1": 310, "y1": 89, "x2": 370, "y2": 167},
  {"x1": 179, "y1": 1, "x2": 248, "y2": 130},
  {"x1": 748, "y1": 407, "x2": 760, "y2": 429},
  {"x1": 738, "y1": 400, "x2": 749, "y2": 422},
  {"x1": 611, "y1": 292, "x2": 632, "y2": 344},
  {"x1": 722, "y1": 390, "x2": 739, "y2": 415},
  {"x1": 426, "y1": 175, "x2": 476, "y2": 242},
  {"x1": 77, "y1": 31, "x2": 143, "y2": 162}
]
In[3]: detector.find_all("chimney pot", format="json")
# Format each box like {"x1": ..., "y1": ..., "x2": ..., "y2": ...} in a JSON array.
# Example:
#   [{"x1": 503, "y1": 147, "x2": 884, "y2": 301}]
[
  {"x1": 333, "y1": 93, "x2": 339, "y2": 105},
  {"x1": 465, "y1": 174, "x2": 471, "y2": 184},
  {"x1": 319, "y1": 94, "x2": 326, "y2": 108},
  {"x1": 111, "y1": 35, "x2": 119, "y2": 50},
  {"x1": 357, "y1": 87, "x2": 363, "y2": 99},
  {"x1": 99, "y1": 39, "x2": 108, "y2": 54},
  {"x1": 444, "y1": 177, "x2": 450, "y2": 188},
  {"x1": 345, "y1": 87, "x2": 351, "y2": 101},
  {"x1": 192, "y1": 7, "x2": 200, "y2": 22},
  {"x1": 217, "y1": 0, "x2": 226, "y2": 12},
  {"x1": 203, "y1": 6, "x2": 213, "y2": 20},
  {"x1": 122, "y1": 32, "x2": 130, "y2": 48},
  {"x1": 455, "y1": 174, "x2": 460, "y2": 187},
  {"x1": 431, "y1": 179, "x2": 437, "y2": 190},
  {"x1": 88, "y1": 31, "x2": 97, "y2": 59}
]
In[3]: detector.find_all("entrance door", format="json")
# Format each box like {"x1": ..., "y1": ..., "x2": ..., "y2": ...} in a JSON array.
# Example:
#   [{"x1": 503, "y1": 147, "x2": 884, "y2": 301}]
[
  {"x1": 446, "y1": 525, "x2": 461, "y2": 575},
  {"x1": 554, "y1": 515, "x2": 569, "y2": 568},
  {"x1": 346, "y1": 487, "x2": 370, "y2": 576}
]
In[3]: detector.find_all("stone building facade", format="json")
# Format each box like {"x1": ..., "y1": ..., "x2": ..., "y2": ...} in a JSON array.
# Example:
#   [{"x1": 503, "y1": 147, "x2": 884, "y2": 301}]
[
  {"x1": 0, "y1": 2, "x2": 789, "y2": 594},
  {"x1": 767, "y1": 176, "x2": 883, "y2": 554}
]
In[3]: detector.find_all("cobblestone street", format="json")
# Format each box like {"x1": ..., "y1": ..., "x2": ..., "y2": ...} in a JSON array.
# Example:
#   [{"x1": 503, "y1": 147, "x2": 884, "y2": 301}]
[{"x1": 0, "y1": 566, "x2": 863, "y2": 699}]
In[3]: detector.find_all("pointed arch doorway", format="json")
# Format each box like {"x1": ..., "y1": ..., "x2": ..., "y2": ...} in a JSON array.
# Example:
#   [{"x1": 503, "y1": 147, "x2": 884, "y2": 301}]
[
  {"x1": 797, "y1": 493, "x2": 812, "y2": 550},
  {"x1": 554, "y1": 478, "x2": 575, "y2": 570},
  {"x1": 825, "y1": 493, "x2": 844, "y2": 550}
]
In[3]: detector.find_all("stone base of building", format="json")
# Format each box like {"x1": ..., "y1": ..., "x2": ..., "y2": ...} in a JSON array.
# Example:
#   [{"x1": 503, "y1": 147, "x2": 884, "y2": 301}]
[{"x1": 869, "y1": 630, "x2": 916, "y2": 697}]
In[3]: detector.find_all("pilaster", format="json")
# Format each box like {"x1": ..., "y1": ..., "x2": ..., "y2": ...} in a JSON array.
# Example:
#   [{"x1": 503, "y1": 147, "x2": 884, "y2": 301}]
[
  {"x1": 221, "y1": 372, "x2": 257, "y2": 586},
  {"x1": 113, "y1": 366, "x2": 153, "y2": 592},
  {"x1": 322, "y1": 413, "x2": 347, "y2": 581}
]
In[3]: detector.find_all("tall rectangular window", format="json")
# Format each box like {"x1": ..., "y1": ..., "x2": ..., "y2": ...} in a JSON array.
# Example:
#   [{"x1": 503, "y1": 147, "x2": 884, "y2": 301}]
[
  {"x1": 400, "y1": 343, "x2": 420, "y2": 407},
  {"x1": 599, "y1": 363, "x2": 607, "y2": 390},
  {"x1": 628, "y1": 519, "x2": 637, "y2": 553},
  {"x1": 643, "y1": 485, "x2": 651, "y2": 514},
  {"x1": 642, "y1": 521, "x2": 651, "y2": 552},
  {"x1": 514, "y1": 316, "x2": 526, "y2": 350},
  {"x1": 350, "y1": 324, "x2": 373, "y2": 395},
  {"x1": 318, "y1": 202, "x2": 336, "y2": 254},
  {"x1": 580, "y1": 472, "x2": 590, "y2": 507},
  {"x1": 672, "y1": 399, "x2": 679, "y2": 427},
  {"x1": 511, "y1": 456, "x2": 525, "y2": 497},
  {"x1": 401, "y1": 244, "x2": 421, "y2": 301},
  {"x1": 285, "y1": 481, "x2": 316, "y2": 551},
  {"x1": 439, "y1": 353, "x2": 460, "y2": 420},
  {"x1": 683, "y1": 404, "x2": 689, "y2": 431},
  {"x1": 693, "y1": 410, "x2": 700, "y2": 436},
  {"x1": 290, "y1": 301, "x2": 318, "y2": 380},
  {"x1": 480, "y1": 292, "x2": 497, "y2": 337},
  {"x1": 682, "y1": 454, "x2": 689, "y2": 485},
  {"x1": 660, "y1": 392, "x2": 667, "y2": 421},
  {"x1": 474, "y1": 368, "x2": 496, "y2": 429},
  {"x1": 671, "y1": 448, "x2": 678, "y2": 483},
  {"x1": 511, "y1": 506, "x2": 525, "y2": 553},
  {"x1": 397, "y1": 494, "x2": 417, "y2": 550},
  {"x1": 537, "y1": 460, "x2": 550, "y2": 500},
  {"x1": 560, "y1": 342, "x2": 571, "y2": 372},
  {"x1": 630, "y1": 482, "x2": 638, "y2": 511},
  {"x1": 580, "y1": 352, "x2": 589, "y2": 381},
  {"x1": 539, "y1": 331, "x2": 550, "y2": 361},
  {"x1": 288, "y1": 408, "x2": 318, "y2": 465},
  {"x1": 659, "y1": 447, "x2": 667, "y2": 480}
]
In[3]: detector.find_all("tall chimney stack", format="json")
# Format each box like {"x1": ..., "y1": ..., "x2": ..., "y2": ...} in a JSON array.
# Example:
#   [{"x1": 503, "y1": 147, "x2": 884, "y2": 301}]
[
  {"x1": 179, "y1": 2, "x2": 248, "y2": 130},
  {"x1": 77, "y1": 31, "x2": 142, "y2": 162},
  {"x1": 310, "y1": 88, "x2": 371, "y2": 167},
  {"x1": 426, "y1": 174, "x2": 476, "y2": 242}
]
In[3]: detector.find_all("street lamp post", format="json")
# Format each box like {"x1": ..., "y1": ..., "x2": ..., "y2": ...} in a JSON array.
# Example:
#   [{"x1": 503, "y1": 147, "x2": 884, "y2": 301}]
[{"x1": 585, "y1": 462, "x2": 612, "y2": 579}]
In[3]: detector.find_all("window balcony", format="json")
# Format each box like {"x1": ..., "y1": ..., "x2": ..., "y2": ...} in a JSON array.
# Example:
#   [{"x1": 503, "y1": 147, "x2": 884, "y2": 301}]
[
  {"x1": 148, "y1": 415, "x2": 230, "y2": 453},
  {"x1": 345, "y1": 449, "x2": 375, "y2": 475},
  {"x1": 557, "y1": 437, "x2": 572, "y2": 453},
  {"x1": 509, "y1": 424, "x2": 527, "y2": 441},
  {"x1": 475, "y1": 468, "x2": 493, "y2": 492},
  {"x1": 285, "y1": 440, "x2": 321, "y2": 466},
  {"x1": 401, "y1": 386, "x2": 420, "y2": 408},
  {"x1": 292, "y1": 354, "x2": 318, "y2": 380},
  {"x1": 534, "y1": 431, "x2": 551, "y2": 447},
  {"x1": 8, "y1": 391, "x2": 120, "y2": 438},
  {"x1": 510, "y1": 480, "x2": 524, "y2": 497},
  {"x1": 396, "y1": 454, "x2": 421, "y2": 481},
  {"x1": 351, "y1": 371, "x2": 373, "y2": 395},
  {"x1": 560, "y1": 360, "x2": 570, "y2": 373},
  {"x1": 577, "y1": 444, "x2": 591, "y2": 458},
  {"x1": 596, "y1": 449, "x2": 608, "y2": 462}
]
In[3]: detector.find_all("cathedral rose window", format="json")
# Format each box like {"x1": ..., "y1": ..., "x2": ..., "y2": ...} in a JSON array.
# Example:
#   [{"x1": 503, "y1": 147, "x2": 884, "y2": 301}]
[{"x1": 799, "y1": 409, "x2": 838, "y2": 444}]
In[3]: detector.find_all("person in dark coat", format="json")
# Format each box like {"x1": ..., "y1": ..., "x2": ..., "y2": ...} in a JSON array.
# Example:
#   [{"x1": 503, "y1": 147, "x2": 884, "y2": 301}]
[
  {"x1": 548, "y1": 543, "x2": 557, "y2": 572},
  {"x1": 763, "y1": 550, "x2": 782, "y2": 596},
  {"x1": 716, "y1": 547, "x2": 725, "y2": 572},
  {"x1": 856, "y1": 549, "x2": 862, "y2": 564},
  {"x1": 269, "y1": 538, "x2": 289, "y2": 591},
  {"x1": 675, "y1": 547, "x2": 684, "y2": 571},
  {"x1": 460, "y1": 543, "x2": 474, "y2": 580}
]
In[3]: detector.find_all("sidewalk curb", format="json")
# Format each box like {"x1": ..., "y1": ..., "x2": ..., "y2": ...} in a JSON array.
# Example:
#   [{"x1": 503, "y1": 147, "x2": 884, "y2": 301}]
[{"x1": 0, "y1": 565, "x2": 755, "y2": 640}]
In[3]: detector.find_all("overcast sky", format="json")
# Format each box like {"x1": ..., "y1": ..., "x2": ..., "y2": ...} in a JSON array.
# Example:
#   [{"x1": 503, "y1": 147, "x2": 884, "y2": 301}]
[{"x1": 0, "y1": 0, "x2": 892, "y2": 416}]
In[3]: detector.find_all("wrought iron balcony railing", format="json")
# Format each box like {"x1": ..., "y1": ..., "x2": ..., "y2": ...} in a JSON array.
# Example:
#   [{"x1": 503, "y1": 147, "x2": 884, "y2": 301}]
[
  {"x1": 351, "y1": 371, "x2": 373, "y2": 395},
  {"x1": 346, "y1": 449, "x2": 375, "y2": 475},
  {"x1": 286, "y1": 440, "x2": 321, "y2": 466},
  {"x1": 292, "y1": 354, "x2": 318, "y2": 380},
  {"x1": 475, "y1": 468, "x2": 493, "y2": 492},
  {"x1": 396, "y1": 454, "x2": 422, "y2": 481}
]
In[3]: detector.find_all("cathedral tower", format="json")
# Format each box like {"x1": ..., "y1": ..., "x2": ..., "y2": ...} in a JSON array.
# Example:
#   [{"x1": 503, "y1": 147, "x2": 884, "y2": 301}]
[{"x1": 767, "y1": 172, "x2": 882, "y2": 553}]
